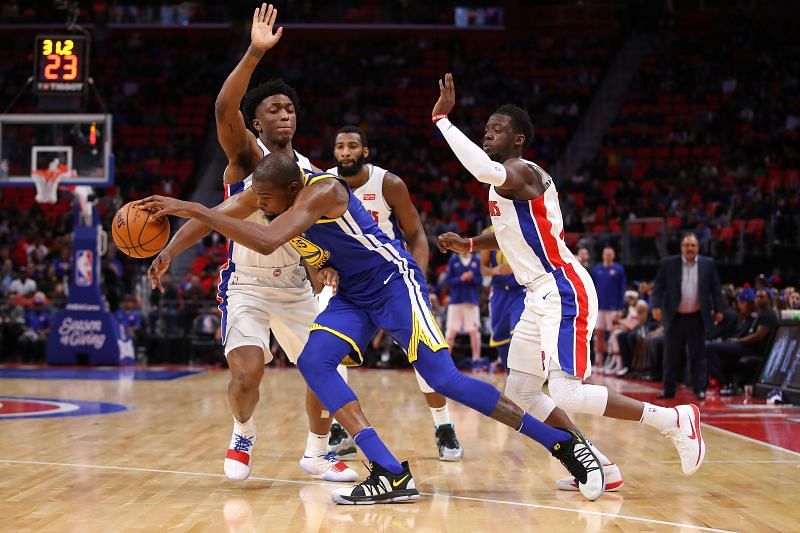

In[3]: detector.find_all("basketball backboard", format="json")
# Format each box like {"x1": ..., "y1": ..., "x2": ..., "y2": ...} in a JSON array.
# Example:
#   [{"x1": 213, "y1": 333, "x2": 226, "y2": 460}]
[{"x1": 0, "y1": 113, "x2": 113, "y2": 187}]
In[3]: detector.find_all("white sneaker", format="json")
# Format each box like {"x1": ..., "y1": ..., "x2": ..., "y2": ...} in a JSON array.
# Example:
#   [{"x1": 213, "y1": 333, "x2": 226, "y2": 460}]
[
  {"x1": 300, "y1": 451, "x2": 359, "y2": 482},
  {"x1": 557, "y1": 463, "x2": 624, "y2": 491},
  {"x1": 550, "y1": 428, "x2": 605, "y2": 501},
  {"x1": 662, "y1": 404, "x2": 705, "y2": 475},
  {"x1": 224, "y1": 428, "x2": 257, "y2": 481}
]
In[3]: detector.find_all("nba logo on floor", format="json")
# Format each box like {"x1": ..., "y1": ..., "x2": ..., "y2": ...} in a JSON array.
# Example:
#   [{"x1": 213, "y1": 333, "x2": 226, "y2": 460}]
[{"x1": 75, "y1": 250, "x2": 93, "y2": 286}]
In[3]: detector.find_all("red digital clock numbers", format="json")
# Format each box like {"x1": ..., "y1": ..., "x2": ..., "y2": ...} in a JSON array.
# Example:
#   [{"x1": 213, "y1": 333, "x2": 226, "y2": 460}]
[{"x1": 33, "y1": 35, "x2": 89, "y2": 94}]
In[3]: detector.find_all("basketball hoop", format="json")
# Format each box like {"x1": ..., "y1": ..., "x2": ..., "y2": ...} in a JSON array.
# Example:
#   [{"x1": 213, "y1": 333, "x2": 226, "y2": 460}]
[{"x1": 31, "y1": 164, "x2": 76, "y2": 204}]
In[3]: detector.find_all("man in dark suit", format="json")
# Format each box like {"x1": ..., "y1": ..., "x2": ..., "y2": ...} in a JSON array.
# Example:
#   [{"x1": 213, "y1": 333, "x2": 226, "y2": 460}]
[{"x1": 652, "y1": 234, "x2": 723, "y2": 399}]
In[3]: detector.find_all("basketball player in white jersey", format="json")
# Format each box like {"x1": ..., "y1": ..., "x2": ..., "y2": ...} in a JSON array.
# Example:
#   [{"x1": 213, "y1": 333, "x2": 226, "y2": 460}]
[
  {"x1": 147, "y1": 4, "x2": 356, "y2": 483},
  {"x1": 321, "y1": 126, "x2": 464, "y2": 461},
  {"x1": 434, "y1": 73, "x2": 706, "y2": 488}
]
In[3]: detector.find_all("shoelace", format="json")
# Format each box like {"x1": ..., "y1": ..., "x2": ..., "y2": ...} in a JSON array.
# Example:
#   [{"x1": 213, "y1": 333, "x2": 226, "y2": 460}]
[
  {"x1": 233, "y1": 434, "x2": 254, "y2": 452},
  {"x1": 356, "y1": 461, "x2": 389, "y2": 495},
  {"x1": 663, "y1": 428, "x2": 691, "y2": 455},
  {"x1": 558, "y1": 441, "x2": 600, "y2": 484},
  {"x1": 322, "y1": 451, "x2": 341, "y2": 463}
]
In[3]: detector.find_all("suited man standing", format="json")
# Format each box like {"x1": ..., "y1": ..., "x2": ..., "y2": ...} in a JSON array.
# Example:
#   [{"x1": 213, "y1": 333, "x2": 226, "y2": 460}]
[{"x1": 652, "y1": 234, "x2": 723, "y2": 399}]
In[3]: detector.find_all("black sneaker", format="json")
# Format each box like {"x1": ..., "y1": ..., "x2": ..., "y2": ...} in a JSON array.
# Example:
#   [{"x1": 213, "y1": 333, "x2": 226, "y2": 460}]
[
  {"x1": 550, "y1": 428, "x2": 604, "y2": 501},
  {"x1": 330, "y1": 460, "x2": 420, "y2": 504},
  {"x1": 435, "y1": 424, "x2": 464, "y2": 461},
  {"x1": 328, "y1": 422, "x2": 357, "y2": 459}
]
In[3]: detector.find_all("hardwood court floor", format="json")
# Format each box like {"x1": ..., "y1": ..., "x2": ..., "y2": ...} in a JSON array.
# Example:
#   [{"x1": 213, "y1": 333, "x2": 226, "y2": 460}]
[{"x1": 2, "y1": 367, "x2": 799, "y2": 532}]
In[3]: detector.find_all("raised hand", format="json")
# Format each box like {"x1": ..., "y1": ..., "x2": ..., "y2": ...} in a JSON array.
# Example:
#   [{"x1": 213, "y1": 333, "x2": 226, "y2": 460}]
[
  {"x1": 438, "y1": 231, "x2": 469, "y2": 253},
  {"x1": 251, "y1": 3, "x2": 283, "y2": 54},
  {"x1": 432, "y1": 73, "x2": 456, "y2": 119}
]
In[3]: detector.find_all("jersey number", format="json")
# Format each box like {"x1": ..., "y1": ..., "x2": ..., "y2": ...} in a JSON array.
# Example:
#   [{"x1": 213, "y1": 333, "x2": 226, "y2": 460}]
[
  {"x1": 369, "y1": 210, "x2": 379, "y2": 223},
  {"x1": 488, "y1": 201, "x2": 501, "y2": 217}
]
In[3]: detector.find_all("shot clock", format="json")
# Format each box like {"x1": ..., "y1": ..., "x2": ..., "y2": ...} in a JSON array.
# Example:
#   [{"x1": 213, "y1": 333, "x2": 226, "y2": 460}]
[{"x1": 33, "y1": 35, "x2": 90, "y2": 94}]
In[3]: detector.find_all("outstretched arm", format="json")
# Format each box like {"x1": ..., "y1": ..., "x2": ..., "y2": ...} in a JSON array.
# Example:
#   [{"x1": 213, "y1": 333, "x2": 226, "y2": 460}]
[
  {"x1": 432, "y1": 73, "x2": 529, "y2": 190},
  {"x1": 215, "y1": 4, "x2": 283, "y2": 164},
  {"x1": 138, "y1": 180, "x2": 344, "y2": 257},
  {"x1": 147, "y1": 190, "x2": 259, "y2": 291}
]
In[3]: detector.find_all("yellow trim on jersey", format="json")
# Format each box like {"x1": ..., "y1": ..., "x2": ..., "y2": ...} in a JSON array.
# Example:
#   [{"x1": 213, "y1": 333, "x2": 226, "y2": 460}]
[
  {"x1": 303, "y1": 171, "x2": 338, "y2": 187},
  {"x1": 310, "y1": 323, "x2": 363, "y2": 366},
  {"x1": 489, "y1": 336, "x2": 511, "y2": 347},
  {"x1": 407, "y1": 309, "x2": 448, "y2": 363}
]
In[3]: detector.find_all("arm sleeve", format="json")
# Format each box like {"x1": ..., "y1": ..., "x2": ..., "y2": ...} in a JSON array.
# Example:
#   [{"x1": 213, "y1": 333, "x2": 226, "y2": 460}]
[{"x1": 436, "y1": 118, "x2": 508, "y2": 186}]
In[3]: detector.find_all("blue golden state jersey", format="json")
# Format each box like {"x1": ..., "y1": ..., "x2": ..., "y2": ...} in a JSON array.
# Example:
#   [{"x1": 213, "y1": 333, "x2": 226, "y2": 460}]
[
  {"x1": 289, "y1": 171, "x2": 411, "y2": 289},
  {"x1": 489, "y1": 249, "x2": 522, "y2": 290}
]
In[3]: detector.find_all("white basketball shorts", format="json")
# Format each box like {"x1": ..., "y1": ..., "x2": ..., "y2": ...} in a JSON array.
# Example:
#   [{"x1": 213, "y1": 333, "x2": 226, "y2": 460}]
[{"x1": 507, "y1": 265, "x2": 598, "y2": 380}]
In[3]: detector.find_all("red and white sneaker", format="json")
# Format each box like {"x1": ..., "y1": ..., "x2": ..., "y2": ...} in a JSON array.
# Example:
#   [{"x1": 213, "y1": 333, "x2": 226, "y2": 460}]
[
  {"x1": 300, "y1": 451, "x2": 359, "y2": 482},
  {"x1": 663, "y1": 404, "x2": 705, "y2": 475},
  {"x1": 557, "y1": 463, "x2": 624, "y2": 492},
  {"x1": 224, "y1": 430, "x2": 256, "y2": 481}
]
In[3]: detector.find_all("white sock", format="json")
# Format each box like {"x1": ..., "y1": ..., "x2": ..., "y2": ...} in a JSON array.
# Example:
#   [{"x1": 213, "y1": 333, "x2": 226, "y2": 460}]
[
  {"x1": 304, "y1": 431, "x2": 329, "y2": 458},
  {"x1": 640, "y1": 402, "x2": 676, "y2": 431},
  {"x1": 430, "y1": 405, "x2": 451, "y2": 427},
  {"x1": 233, "y1": 415, "x2": 256, "y2": 436},
  {"x1": 588, "y1": 441, "x2": 611, "y2": 465}
]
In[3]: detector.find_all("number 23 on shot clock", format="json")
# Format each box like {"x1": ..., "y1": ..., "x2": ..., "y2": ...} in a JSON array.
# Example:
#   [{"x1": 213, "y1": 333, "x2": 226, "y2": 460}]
[{"x1": 33, "y1": 35, "x2": 90, "y2": 94}]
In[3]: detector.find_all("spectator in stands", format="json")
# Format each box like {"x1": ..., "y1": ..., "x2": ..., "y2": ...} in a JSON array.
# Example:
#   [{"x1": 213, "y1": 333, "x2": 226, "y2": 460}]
[
  {"x1": 149, "y1": 272, "x2": 182, "y2": 336},
  {"x1": 575, "y1": 246, "x2": 591, "y2": 270},
  {"x1": 709, "y1": 289, "x2": 778, "y2": 395},
  {"x1": 608, "y1": 295, "x2": 648, "y2": 377},
  {"x1": 0, "y1": 258, "x2": 14, "y2": 295},
  {"x1": 444, "y1": 250, "x2": 483, "y2": 369},
  {"x1": 652, "y1": 233, "x2": 723, "y2": 400},
  {"x1": 9, "y1": 265, "x2": 37, "y2": 297},
  {"x1": 115, "y1": 294, "x2": 145, "y2": 349},
  {"x1": 0, "y1": 293, "x2": 25, "y2": 360},
  {"x1": 705, "y1": 285, "x2": 739, "y2": 342},
  {"x1": 591, "y1": 246, "x2": 626, "y2": 374},
  {"x1": 17, "y1": 291, "x2": 50, "y2": 362}
]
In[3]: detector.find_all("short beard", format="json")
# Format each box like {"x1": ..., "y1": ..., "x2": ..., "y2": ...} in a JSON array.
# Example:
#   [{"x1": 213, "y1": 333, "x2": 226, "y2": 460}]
[{"x1": 337, "y1": 154, "x2": 366, "y2": 177}]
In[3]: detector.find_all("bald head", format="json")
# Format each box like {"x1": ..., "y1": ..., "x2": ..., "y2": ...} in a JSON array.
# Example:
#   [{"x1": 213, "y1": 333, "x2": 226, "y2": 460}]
[{"x1": 253, "y1": 152, "x2": 303, "y2": 188}]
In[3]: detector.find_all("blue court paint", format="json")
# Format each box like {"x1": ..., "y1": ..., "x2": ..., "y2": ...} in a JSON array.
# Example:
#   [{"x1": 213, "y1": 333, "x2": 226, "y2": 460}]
[
  {"x1": 0, "y1": 397, "x2": 129, "y2": 420},
  {"x1": 0, "y1": 368, "x2": 201, "y2": 381}
]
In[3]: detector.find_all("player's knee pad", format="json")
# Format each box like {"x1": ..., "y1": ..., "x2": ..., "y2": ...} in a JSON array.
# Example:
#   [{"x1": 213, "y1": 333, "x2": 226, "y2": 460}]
[
  {"x1": 414, "y1": 367, "x2": 434, "y2": 394},
  {"x1": 547, "y1": 373, "x2": 608, "y2": 415},
  {"x1": 504, "y1": 370, "x2": 556, "y2": 421}
]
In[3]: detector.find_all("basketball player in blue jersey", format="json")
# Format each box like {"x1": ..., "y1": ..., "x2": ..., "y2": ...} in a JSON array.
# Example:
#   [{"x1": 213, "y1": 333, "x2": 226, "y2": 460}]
[
  {"x1": 433, "y1": 73, "x2": 705, "y2": 490},
  {"x1": 146, "y1": 4, "x2": 357, "y2": 484},
  {"x1": 138, "y1": 154, "x2": 606, "y2": 504},
  {"x1": 322, "y1": 125, "x2": 464, "y2": 462},
  {"x1": 479, "y1": 226, "x2": 526, "y2": 371}
]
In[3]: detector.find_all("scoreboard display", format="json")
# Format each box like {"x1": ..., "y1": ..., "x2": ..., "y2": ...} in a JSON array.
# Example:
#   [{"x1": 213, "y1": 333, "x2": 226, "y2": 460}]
[{"x1": 33, "y1": 35, "x2": 89, "y2": 94}]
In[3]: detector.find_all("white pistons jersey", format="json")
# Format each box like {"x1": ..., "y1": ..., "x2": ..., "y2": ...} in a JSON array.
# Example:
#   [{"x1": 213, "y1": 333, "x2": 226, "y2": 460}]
[
  {"x1": 488, "y1": 158, "x2": 584, "y2": 288},
  {"x1": 326, "y1": 164, "x2": 402, "y2": 242},
  {"x1": 222, "y1": 138, "x2": 313, "y2": 286}
]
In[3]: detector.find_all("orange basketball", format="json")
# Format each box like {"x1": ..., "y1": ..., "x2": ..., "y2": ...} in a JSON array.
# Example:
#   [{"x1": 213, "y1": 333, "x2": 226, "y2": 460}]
[{"x1": 111, "y1": 202, "x2": 170, "y2": 258}]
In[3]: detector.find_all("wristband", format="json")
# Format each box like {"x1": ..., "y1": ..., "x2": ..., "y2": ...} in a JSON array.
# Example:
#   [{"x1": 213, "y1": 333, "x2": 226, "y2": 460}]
[
  {"x1": 468, "y1": 237, "x2": 474, "y2": 253},
  {"x1": 432, "y1": 114, "x2": 448, "y2": 124}
]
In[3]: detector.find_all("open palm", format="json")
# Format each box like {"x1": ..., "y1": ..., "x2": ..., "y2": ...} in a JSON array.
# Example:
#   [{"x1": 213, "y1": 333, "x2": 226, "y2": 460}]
[{"x1": 251, "y1": 3, "x2": 283, "y2": 53}]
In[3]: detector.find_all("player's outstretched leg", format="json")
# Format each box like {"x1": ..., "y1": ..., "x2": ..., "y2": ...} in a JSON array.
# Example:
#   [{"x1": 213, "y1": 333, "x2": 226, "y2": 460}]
[
  {"x1": 297, "y1": 331, "x2": 420, "y2": 504},
  {"x1": 504, "y1": 369, "x2": 624, "y2": 492},
  {"x1": 415, "y1": 370, "x2": 464, "y2": 461},
  {"x1": 547, "y1": 371, "x2": 705, "y2": 475},
  {"x1": 413, "y1": 346, "x2": 605, "y2": 501}
]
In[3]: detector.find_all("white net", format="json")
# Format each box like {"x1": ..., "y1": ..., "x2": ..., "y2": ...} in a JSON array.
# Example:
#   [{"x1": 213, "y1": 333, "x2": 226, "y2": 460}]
[{"x1": 32, "y1": 158, "x2": 76, "y2": 204}]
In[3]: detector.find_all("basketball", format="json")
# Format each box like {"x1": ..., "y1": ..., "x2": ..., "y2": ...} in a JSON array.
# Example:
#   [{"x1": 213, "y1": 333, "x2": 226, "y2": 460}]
[{"x1": 111, "y1": 202, "x2": 170, "y2": 258}]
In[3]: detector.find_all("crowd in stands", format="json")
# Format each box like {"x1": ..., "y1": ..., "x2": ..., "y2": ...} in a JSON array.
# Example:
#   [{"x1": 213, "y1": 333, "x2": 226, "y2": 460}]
[{"x1": 562, "y1": 18, "x2": 800, "y2": 263}]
